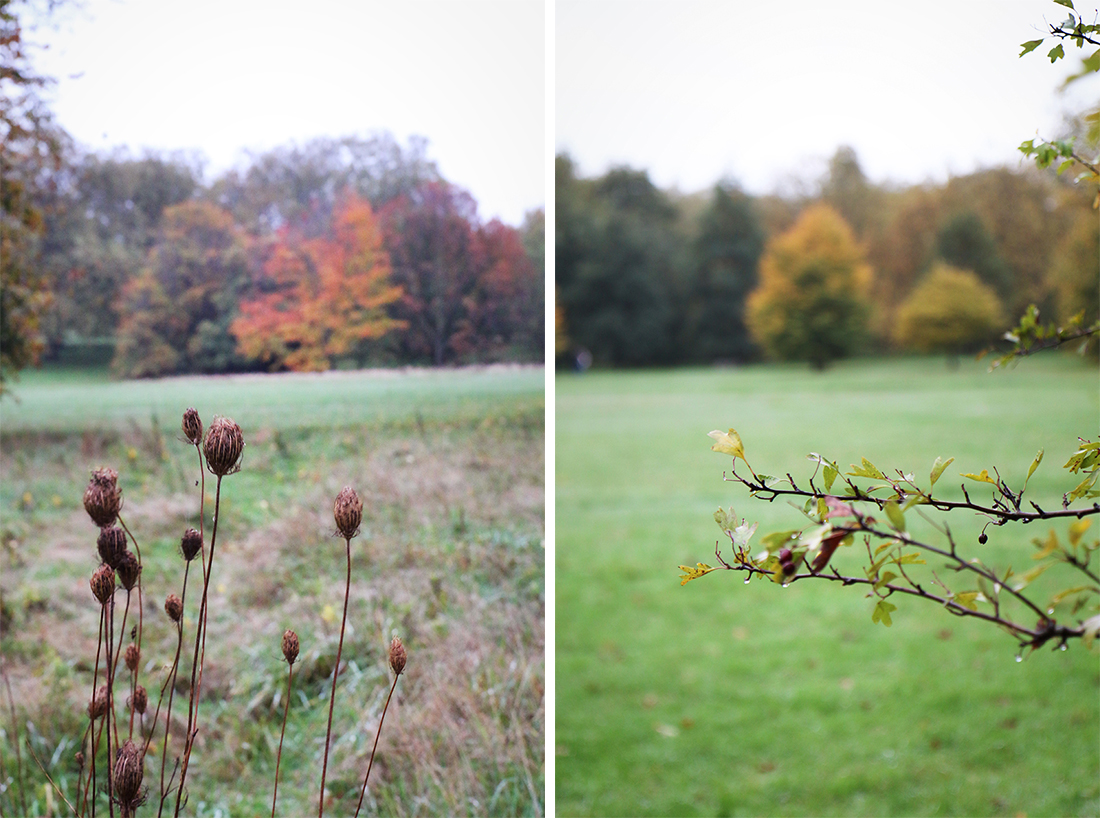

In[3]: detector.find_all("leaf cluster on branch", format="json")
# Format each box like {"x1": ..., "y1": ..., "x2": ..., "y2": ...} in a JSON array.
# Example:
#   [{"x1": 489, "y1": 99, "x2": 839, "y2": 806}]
[{"x1": 681, "y1": 427, "x2": 1100, "y2": 657}]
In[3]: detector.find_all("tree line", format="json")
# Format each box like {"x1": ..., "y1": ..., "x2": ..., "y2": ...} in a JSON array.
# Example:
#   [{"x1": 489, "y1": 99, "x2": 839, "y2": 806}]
[
  {"x1": 24, "y1": 135, "x2": 543, "y2": 378},
  {"x1": 555, "y1": 145, "x2": 1098, "y2": 369}
]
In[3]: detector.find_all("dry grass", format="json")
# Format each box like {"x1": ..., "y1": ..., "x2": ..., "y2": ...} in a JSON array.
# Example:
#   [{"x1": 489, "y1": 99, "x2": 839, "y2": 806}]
[{"x1": 0, "y1": 378, "x2": 544, "y2": 816}]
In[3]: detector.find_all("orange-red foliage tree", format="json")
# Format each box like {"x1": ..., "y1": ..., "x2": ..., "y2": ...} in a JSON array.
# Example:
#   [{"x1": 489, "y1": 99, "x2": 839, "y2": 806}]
[
  {"x1": 231, "y1": 194, "x2": 404, "y2": 371},
  {"x1": 456, "y1": 218, "x2": 543, "y2": 359}
]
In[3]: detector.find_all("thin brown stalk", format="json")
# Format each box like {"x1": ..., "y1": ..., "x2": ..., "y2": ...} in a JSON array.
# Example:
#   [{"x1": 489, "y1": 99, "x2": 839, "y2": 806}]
[
  {"x1": 318, "y1": 538, "x2": 352, "y2": 818},
  {"x1": 155, "y1": 564, "x2": 191, "y2": 818},
  {"x1": 174, "y1": 474, "x2": 223, "y2": 817},
  {"x1": 353, "y1": 673, "x2": 400, "y2": 818},
  {"x1": 270, "y1": 662, "x2": 295, "y2": 818},
  {"x1": 25, "y1": 737, "x2": 77, "y2": 816}
]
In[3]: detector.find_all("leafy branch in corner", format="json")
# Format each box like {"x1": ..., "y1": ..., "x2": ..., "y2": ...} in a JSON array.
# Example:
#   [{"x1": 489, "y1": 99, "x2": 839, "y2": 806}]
[{"x1": 681, "y1": 428, "x2": 1100, "y2": 657}]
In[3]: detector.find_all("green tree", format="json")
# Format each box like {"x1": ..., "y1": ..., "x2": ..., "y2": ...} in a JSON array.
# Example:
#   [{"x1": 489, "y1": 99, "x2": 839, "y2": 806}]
[
  {"x1": 113, "y1": 201, "x2": 249, "y2": 377},
  {"x1": 554, "y1": 158, "x2": 685, "y2": 366},
  {"x1": 746, "y1": 204, "x2": 871, "y2": 369},
  {"x1": 36, "y1": 150, "x2": 200, "y2": 357},
  {"x1": 931, "y1": 211, "x2": 1013, "y2": 300},
  {"x1": 893, "y1": 263, "x2": 1006, "y2": 356},
  {"x1": 682, "y1": 181, "x2": 764, "y2": 363}
]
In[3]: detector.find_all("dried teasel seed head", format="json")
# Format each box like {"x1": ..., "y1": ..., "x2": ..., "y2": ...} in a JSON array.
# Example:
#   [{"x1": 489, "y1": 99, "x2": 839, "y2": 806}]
[
  {"x1": 333, "y1": 486, "x2": 363, "y2": 539},
  {"x1": 90, "y1": 564, "x2": 115, "y2": 605},
  {"x1": 179, "y1": 527, "x2": 203, "y2": 562},
  {"x1": 83, "y1": 467, "x2": 121, "y2": 528},
  {"x1": 389, "y1": 636, "x2": 406, "y2": 676},
  {"x1": 117, "y1": 550, "x2": 141, "y2": 591},
  {"x1": 125, "y1": 643, "x2": 140, "y2": 672},
  {"x1": 165, "y1": 593, "x2": 183, "y2": 623},
  {"x1": 203, "y1": 416, "x2": 244, "y2": 476},
  {"x1": 282, "y1": 629, "x2": 300, "y2": 665},
  {"x1": 113, "y1": 739, "x2": 145, "y2": 806},
  {"x1": 88, "y1": 685, "x2": 109, "y2": 719},
  {"x1": 97, "y1": 525, "x2": 127, "y2": 569},
  {"x1": 181, "y1": 407, "x2": 204, "y2": 446},
  {"x1": 130, "y1": 685, "x2": 148, "y2": 715}
]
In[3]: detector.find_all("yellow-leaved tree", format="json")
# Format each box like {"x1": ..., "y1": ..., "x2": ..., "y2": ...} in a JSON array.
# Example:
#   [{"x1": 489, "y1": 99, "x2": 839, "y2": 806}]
[
  {"x1": 893, "y1": 263, "x2": 1006, "y2": 356},
  {"x1": 746, "y1": 204, "x2": 872, "y2": 370}
]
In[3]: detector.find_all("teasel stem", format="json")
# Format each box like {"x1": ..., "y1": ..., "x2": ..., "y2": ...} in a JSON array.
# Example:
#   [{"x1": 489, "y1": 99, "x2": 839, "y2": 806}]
[
  {"x1": 118, "y1": 517, "x2": 145, "y2": 724},
  {"x1": 83, "y1": 606, "x2": 106, "y2": 818},
  {"x1": 155, "y1": 570, "x2": 191, "y2": 817},
  {"x1": 105, "y1": 589, "x2": 117, "y2": 818},
  {"x1": 318, "y1": 537, "x2": 352, "y2": 818},
  {"x1": 175, "y1": 473, "x2": 224, "y2": 818},
  {"x1": 353, "y1": 673, "x2": 401, "y2": 818},
  {"x1": 271, "y1": 631, "x2": 298, "y2": 818}
]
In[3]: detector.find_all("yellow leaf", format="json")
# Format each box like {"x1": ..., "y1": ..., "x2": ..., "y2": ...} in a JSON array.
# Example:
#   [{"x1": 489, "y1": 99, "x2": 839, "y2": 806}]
[
  {"x1": 708, "y1": 428, "x2": 745, "y2": 460},
  {"x1": 961, "y1": 469, "x2": 997, "y2": 485},
  {"x1": 678, "y1": 562, "x2": 717, "y2": 586}
]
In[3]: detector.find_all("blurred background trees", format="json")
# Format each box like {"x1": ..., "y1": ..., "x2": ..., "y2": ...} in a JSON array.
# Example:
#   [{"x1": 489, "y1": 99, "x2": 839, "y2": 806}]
[{"x1": 555, "y1": 142, "x2": 1097, "y2": 369}]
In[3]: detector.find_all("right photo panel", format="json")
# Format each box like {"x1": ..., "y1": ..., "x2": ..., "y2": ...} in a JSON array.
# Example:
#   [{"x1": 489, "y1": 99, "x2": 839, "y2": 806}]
[{"x1": 554, "y1": 1, "x2": 1100, "y2": 816}]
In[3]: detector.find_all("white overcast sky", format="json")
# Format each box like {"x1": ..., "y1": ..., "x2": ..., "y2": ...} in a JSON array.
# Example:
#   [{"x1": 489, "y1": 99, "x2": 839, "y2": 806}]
[
  {"x1": 28, "y1": 0, "x2": 545, "y2": 226},
  {"x1": 556, "y1": 0, "x2": 1100, "y2": 195}
]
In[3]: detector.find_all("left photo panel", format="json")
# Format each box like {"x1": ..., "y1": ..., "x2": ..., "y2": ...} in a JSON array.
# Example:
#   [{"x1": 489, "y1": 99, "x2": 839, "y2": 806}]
[{"x1": 0, "y1": 1, "x2": 547, "y2": 815}]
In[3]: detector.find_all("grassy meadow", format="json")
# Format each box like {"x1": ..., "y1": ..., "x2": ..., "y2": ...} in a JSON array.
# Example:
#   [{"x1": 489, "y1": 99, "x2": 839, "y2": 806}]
[
  {"x1": 0, "y1": 365, "x2": 544, "y2": 817},
  {"x1": 555, "y1": 354, "x2": 1100, "y2": 817}
]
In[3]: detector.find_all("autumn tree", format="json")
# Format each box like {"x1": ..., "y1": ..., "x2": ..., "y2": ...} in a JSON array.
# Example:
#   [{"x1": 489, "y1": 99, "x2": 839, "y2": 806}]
[
  {"x1": 746, "y1": 204, "x2": 871, "y2": 369},
  {"x1": 113, "y1": 201, "x2": 249, "y2": 377},
  {"x1": 0, "y1": 0, "x2": 66, "y2": 393},
  {"x1": 454, "y1": 217, "x2": 543, "y2": 361},
  {"x1": 231, "y1": 193, "x2": 404, "y2": 371},
  {"x1": 893, "y1": 263, "x2": 1005, "y2": 356},
  {"x1": 379, "y1": 181, "x2": 483, "y2": 365}
]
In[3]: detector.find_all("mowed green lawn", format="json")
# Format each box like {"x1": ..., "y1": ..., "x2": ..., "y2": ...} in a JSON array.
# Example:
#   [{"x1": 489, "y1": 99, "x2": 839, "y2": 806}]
[
  {"x1": 1, "y1": 364, "x2": 544, "y2": 817},
  {"x1": 556, "y1": 355, "x2": 1099, "y2": 818}
]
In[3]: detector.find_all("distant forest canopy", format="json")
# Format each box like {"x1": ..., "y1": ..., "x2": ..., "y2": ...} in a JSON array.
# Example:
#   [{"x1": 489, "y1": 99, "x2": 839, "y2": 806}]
[
  {"x1": 555, "y1": 145, "x2": 1099, "y2": 369},
  {"x1": 33, "y1": 133, "x2": 545, "y2": 376}
]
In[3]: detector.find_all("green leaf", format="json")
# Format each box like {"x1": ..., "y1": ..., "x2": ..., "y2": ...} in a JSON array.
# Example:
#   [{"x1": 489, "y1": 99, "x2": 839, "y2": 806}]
[
  {"x1": 824, "y1": 464, "x2": 838, "y2": 491},
  {"x1": 1024, "y1": 448, "x2": 1044, "y2": 489},
  {"x1": 1049, "y1": 43, "x2": 1066, "y2": 62},
  {"x1": 930, "y1": 456, "x2": 954, "y2": 489},
  {"x1": 884, "y1": 499, "x2": 906, "y2": 532},
  {"x1": 847, "y1": 457, "x2": 886, "y2": 480},
  {"x1": 679, "y1": 562, "x2": 717, "y2": 586},
  {"x1": 873, "y1": 570, "x2": 898, "y2": 592},
  {"x1": 1053, "y1": 0, "x2": 1075, "y2": 9},
  {"x1": 1020, "y1": 38, "x2": 1044, "y2": 56},
  {"x1": 954, "y1": 591, "x2": 981, "y2": 611},
  {"x1": 962, "y1": 469, "x2": 998, "y2": 485},
  {"x1": 1058, "y1": 158, "x2": 1076, "y2": 175},
  {"x1": 872, "y1": 599, "x2": 897, "y2": 626},
  {"x1": 895, "y1": 552, "x2": 926, "y2": 565},
  {"x1": 1067, "y1": 471, "x2": 1099, "y2": 503}
]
